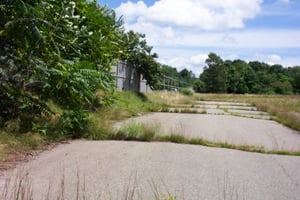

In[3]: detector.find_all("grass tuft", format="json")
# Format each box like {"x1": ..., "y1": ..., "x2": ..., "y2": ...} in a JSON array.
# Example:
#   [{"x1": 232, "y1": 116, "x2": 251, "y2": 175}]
[
  {"x1": 156, "y1": 134, "x2": 187, "y2": 144},
  {"x1": 110, "y1": 123, "x2": 157, "y2": 142}
]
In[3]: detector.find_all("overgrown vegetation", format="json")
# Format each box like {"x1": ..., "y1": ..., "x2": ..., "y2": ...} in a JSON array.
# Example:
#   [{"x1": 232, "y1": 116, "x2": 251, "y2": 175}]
[
  {"x1": 0, "y1": 0, "x2": 162, "y2": 158},
  {"x1": 179, "y1": 87, "x2": 194, "y2": 96}
]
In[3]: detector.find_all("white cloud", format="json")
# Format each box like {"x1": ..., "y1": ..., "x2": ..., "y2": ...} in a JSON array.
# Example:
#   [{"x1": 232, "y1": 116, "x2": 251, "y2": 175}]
[
  {"x1": 117, "y1": 1, "x2": 300, "y2": 49},
  {"x1": 190, "y1": 54, "x2": 208, "y2": 65},
  {"x1": 140, "y1": 28, "x2": 300, "y2": 49},
  {"x1": 117, "y1": 1, "x2": 148, "y2": 22},
  {"x1": 252, "y1": 53, "x2": 300, "y2": 67},
  {"x1": 267, "y1": 54, "x2": 282, "y2": 65},
  {"x1": 123, "y1": 22, "x2": 175, "y2": 45},
  {"x1": 115, "y1": 0, "x2": 300, "y2": 74},
  {"x1": 116, "y1": 0, "x2": 262, "y2": 30},
  {"x1": 226, "y1": 54, "x2": 239, "y2": 60},
  {"x1": 157, "y1": 51, "x2": 208, "y2": 76}
]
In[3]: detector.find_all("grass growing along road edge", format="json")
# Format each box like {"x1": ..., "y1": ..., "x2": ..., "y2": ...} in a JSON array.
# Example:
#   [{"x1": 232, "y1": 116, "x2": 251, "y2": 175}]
[
  {"x1": 104, "y1": 122, "x2": 300, "y2": 156},
  {"x1": 0, "y1": 91, "x2": 162, "y2": 165}
]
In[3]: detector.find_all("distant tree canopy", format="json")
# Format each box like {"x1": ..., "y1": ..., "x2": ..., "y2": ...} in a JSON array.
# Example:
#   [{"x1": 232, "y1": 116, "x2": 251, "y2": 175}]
[{"x1": 198, "y1": 53, "x2": 299, "y2": 94}]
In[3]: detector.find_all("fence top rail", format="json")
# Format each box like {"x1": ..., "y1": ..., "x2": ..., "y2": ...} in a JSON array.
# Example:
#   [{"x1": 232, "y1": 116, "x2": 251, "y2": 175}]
[{"x1": 162, "y1": 75, "x2": 191, "y2": 86}]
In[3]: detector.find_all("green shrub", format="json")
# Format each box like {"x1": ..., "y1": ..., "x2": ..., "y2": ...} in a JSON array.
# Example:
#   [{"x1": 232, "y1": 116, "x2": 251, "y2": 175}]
[
  {"x1": 179, "y1": 88, "x2": 194, "y2": 96},
  {"x1": 54, "y1": 110, "x2": 88, "y2": 138}
]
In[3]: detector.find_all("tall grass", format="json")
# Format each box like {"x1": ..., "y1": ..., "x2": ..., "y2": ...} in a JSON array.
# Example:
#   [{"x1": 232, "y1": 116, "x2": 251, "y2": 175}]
[
  {"x1": 145, "y1": 91, "x2": 194, "y2": 106},
  {"x1": 110, "y1": 122, "x2": 157, "y2": 142}
]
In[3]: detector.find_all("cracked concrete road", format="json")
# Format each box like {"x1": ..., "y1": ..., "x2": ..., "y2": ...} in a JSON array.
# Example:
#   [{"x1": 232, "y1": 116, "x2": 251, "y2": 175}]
[
  {"x1": 1, "y1": 100, "x2": 300, "y2": 199},
  {"x1": 1, "y1": 140, "x2": 300, "y2": 200},
  {"x1": 115, "y1": 100, "x2": 300, "y2": 151}
]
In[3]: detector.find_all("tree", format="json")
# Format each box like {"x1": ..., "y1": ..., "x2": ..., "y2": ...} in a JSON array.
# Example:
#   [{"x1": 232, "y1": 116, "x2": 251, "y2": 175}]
[
  {"x1": 225, "y1": 60, "x2": 250, "y2": 94},
  {"x1": 160, "y1": 65, "x2": 178, "y2": 78},
  {"x1": 193, "y1": 80, "x2": 206, "y2": 93},
  {"x1": 287, "y1": 66, "x2": 300, "y2": 93},
  {"x1": 198, "y1": 54, "x2": 297, "y2": 95},
  {"x1": 121, "y1": 31, "x2": 161, "y2": 91},
  {"x1": 200, "y1": 53, "x2": 227, "y2": 93}
]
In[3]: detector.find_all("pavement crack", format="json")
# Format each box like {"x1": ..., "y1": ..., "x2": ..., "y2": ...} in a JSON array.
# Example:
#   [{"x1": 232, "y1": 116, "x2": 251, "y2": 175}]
[{"x1": 272, "y1": 156, "x2": 299, "y2": 188}]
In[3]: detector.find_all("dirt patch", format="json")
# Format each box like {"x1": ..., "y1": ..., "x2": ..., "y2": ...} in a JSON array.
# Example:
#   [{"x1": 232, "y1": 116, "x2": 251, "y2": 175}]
[{"x1": 0, "y1": 141, "x2": 68, "y2": 175}]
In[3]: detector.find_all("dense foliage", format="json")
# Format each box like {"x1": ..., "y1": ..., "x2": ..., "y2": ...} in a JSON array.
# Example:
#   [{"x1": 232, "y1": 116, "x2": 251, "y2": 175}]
[
  {"x1": 0, "y1": 0, "x2": 160, "y2": 134},
  {"x1": 198, "y1": 53, "x2": 300, "y2": 94}
]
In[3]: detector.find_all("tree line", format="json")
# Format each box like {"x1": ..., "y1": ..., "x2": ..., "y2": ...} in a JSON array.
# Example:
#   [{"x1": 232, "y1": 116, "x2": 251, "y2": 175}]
[
  {"x1": 0, "y1": 0, "x2": 160, "y2": 131},
  {"x1": 194, "y1": 53, "x2": 300, "y2": 94}
]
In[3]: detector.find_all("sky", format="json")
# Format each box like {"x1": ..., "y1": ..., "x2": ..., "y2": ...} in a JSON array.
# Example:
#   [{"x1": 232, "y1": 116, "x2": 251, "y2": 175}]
[{"x1": 98, "y1": 0, "x2": 300, "y2": 76}]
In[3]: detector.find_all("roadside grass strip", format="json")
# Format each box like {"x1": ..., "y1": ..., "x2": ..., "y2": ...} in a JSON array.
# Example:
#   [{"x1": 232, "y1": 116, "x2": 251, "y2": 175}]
[{"x1": 107, "y1": 122, "x2": 300, "y2": 156}]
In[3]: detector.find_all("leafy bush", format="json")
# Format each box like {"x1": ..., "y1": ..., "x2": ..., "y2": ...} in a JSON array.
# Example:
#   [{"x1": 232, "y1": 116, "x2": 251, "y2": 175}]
[
  {"x1": 0, "y1": 0, "x2": 119, "y2": 127},
  {"x1": 54, "y1": 110, "x2": 88, "y2": 138},
  {"x1": 179, "y1": 88, "x2": 194, "y2": 96},
  {"x1": 0, "y1": 89, "x2": 51, "y2": 129}
]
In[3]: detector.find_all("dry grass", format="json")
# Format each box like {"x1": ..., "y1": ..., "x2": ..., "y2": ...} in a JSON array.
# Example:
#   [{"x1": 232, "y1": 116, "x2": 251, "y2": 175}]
[{"x1": 146, "y1": 92, "x2": 193, "y2": 106}]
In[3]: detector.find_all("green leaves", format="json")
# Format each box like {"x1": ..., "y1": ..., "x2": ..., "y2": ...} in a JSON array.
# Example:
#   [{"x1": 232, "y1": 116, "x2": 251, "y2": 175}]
[
  {"x1": 54, "y1": 110, "x2": 88, "y2": 138},
  {"x1": 200, "y1": 53, "x2": 296, "y2": 94},
  {"x1": 0, "y1": 0, "x2": 124, "y2": 130},
  {"x1": 122, "y1": 31, "x2": 161, "y2": 90},
  {"x1": 201, "y1": 53, "x2": 227, "y2": 93},
  {"x1": 0, "y1": 0, "x2": 164, "y2": 140}
]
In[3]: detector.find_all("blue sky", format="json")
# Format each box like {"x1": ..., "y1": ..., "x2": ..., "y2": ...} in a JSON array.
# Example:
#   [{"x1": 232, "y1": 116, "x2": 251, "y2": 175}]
[{"x1": 98, "y1": 0, "x2": 300, "y2": 75}]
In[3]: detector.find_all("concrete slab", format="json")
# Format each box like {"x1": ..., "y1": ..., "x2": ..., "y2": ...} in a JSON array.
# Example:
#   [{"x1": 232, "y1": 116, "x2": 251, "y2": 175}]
[
  {"x1": 1, "y1": 141, "x2": 300, "y2": 200},
  {"x1": 119, "y1": 113, "x2": 300, "y2": 151},
  {"x1": 227, "y1": 109, "x2": 269, "y2": 116},
  {"x1": 195, "y1": 101, "x2": 252, "y2": 107},
  {"x1": 166, "y1": 108, "x2": 228, "y2": 115}
]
